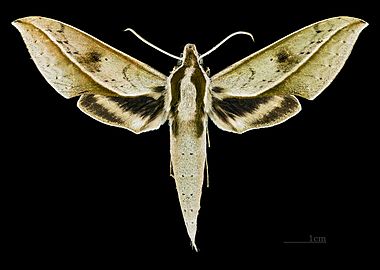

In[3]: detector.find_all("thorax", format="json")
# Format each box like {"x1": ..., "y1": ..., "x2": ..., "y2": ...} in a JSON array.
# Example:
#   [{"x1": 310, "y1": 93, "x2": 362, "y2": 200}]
[{"x1": 168, "y1": 46, "x2": 209, "y2": 137}]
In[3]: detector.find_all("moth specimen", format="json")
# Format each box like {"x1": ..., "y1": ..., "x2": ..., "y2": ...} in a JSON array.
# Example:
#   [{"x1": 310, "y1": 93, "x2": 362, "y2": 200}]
[{"x1": 13, "y1": 16, "x2": 367, "y2": 250}]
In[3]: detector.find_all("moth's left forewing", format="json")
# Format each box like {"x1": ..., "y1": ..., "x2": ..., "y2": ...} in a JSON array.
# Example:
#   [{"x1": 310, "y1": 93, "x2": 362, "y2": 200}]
[
  {"x1": 13, "y1": 16, "x2": 169, "y2": 134},
  {"x1": 13, "y1": 16, "x2": 167, "y2": 98},
  {"x1": 209, "y1": 17, "x2": 368, "y2": 133}
]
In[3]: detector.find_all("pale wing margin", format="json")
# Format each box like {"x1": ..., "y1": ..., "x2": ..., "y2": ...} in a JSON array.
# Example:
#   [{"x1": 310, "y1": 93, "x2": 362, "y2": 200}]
[
  {"x1": 12, "y1": 16, "x2": 167, "y2": 98},
  {"x1": 209, "y1": 16, "x2": 368, "y2": 133},
  {"x1": 13, "y1": 16, "x2": 169, "y2": 133}
]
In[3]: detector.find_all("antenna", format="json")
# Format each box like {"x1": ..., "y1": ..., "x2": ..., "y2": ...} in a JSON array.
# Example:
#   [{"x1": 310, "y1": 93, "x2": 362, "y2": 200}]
[
  {"x1": 124, "y1": 28, "x2": 182, "y2": 60},
  {"x1": 199, "y1": 31, "x2": 255, "y2": 59}
]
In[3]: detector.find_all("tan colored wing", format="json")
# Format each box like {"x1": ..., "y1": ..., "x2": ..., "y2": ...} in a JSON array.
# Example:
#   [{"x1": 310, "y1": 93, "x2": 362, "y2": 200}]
[
  {"x1": 13, "y1": 16, "x2": 169, "y2": 134},
  {"x1": 211, "y1": 16, "x2": 368, "y2": 100},
  {"x1": 209, "y1": 95, "x2": 301, "y2": 134},
  {"x1": 12, "y1": 16, "x2": 166, "y2": 98},
  {"x1": 209, "y1": 16, "x2": 368, "y2": 134},
  {"x1": 77, "y1": 93, "x2": 167, "y2": 134}
]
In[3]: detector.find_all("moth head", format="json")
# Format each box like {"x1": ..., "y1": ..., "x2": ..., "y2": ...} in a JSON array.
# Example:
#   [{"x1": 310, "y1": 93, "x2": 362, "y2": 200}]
[{"x1": 182, "y1": 44, "x2": 200, "y2": 66}]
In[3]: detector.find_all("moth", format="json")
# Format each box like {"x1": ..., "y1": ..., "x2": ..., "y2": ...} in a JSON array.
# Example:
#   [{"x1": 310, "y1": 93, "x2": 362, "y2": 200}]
[{"x1": 13, "y1": 16, "x2": 367, "y2": 250}]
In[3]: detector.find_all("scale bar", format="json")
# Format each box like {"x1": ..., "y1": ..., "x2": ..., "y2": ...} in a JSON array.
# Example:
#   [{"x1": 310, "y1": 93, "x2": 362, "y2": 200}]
[{"x1": 283, "y1": 241, "x2": 326, "y2": 244}]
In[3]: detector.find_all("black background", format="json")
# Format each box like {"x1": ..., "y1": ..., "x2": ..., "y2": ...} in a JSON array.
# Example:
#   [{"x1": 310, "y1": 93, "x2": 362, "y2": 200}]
[{"x1": 2, "y1": 0, "x2": 377, "y2": 266}]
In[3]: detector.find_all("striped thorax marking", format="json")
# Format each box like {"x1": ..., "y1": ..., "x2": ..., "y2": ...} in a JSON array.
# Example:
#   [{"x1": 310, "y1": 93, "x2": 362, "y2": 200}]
[
  {"x1": 178, "y1": 67, "x2": 196, "y2": 120},
  {"x1": 169, "y1": 44, "x2": 209, "y2": 137}
]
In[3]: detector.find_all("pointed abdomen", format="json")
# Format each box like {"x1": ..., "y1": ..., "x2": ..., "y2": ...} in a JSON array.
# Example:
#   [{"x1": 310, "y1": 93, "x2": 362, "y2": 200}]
[{"x1": 170, "y1": 119, "x2": 207, "y2": 250}]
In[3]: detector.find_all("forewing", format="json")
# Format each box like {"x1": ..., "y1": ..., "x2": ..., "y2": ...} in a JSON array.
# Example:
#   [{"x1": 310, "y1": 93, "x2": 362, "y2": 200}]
[
  {"x1": 209, "y1": 17, "x2": 367, "y2": 133},
  {"x1": 13, "y1": 16, "x2": 169, "y2": 134},
  {"x1": 12, "y1": 16, "x2": 167, "y2": 98},
  {"x1": 211, "y1": 16, "x2": 368, "y2": 99}
]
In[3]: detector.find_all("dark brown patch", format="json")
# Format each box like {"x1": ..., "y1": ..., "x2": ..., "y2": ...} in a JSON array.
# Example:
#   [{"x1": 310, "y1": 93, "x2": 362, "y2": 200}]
[
  {"x1": 169, "y1": 66, "x2": 186, "y2": 136},
  {"x1": 191, "y1": 66, "x2": 206, "y2": 137},
  {"x1": 212, "y1": 86, "x2": 224, "y2": 93},
  {"x1": 252, "y1": 96, "x2": 298, "y2": 125},
  {"x1": 80, "y1": 95, "x2": 123, "y2": 124},
  {"x1": 212, "y1": 96, "x2": 272, "y2": 122},
  {"x1": 57, "y1": 24, "x2": 65, "y2": 33},
  {"x1": 275, "y1": 48, "x2": 301, "y2": 72},
  {"x1": 87, "y1": 51, "x2": 102, "y2": 63},
  {"x1": 153, "y1": 86, "x2": 166, "y2": 93},
  {"x1": 78, "y1": 51, "x2": 103, "y2": 73},
  {"x1": 170, "y1": 120, "x2": 179, "y2": 137},
  {"x1": 108, "y1": 95, "x2": 165, "y2": 121},
  {"x1": 276, "y1": 50, "x2": 290, "y2": 63}
]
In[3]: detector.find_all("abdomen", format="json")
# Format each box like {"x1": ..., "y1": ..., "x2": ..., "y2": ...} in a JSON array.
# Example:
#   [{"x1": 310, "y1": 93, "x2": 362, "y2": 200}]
[{"x1": 169, "y1": 118, "x2": 207, "y2": 249}]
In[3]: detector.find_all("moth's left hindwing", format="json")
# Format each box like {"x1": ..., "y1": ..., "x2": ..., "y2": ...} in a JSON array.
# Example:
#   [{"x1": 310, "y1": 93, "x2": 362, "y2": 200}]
[
  {"x1": 13, "y1": 16, "x2": 168, "y2": 133},
  {"x1": 78, "y1": 93, "x2": 166, "y2": 133},
  {"x1": 209, "y1": 16, "x2": 368, "y2": 133}
]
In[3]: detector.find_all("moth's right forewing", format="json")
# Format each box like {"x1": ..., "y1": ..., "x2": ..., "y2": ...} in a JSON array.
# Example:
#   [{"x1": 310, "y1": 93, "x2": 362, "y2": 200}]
[
  {"x1": 267, "y1": 17, "x2": 369, "y2": 100},
  {"x1": 211, "y1": 17, "x2": 368, "y2": 99},
  {"x1": 208, "y1": 17, "x2": 368, "y2": 133},
  {"x1": 12, "y1": 16, "x2": 167, "y2": 98}
]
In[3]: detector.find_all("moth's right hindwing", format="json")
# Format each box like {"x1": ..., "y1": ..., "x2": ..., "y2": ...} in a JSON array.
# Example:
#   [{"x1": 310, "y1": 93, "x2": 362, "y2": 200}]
[
  {"x1": 13, "y1": 16, "x2": 168, "y2": 133},
  {"x1": 209, "y1": 94, "x2": 301, "y2": 133}
]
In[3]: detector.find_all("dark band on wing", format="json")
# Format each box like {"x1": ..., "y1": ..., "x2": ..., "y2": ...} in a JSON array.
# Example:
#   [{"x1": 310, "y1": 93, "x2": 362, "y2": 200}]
[
  {"x1": 252, "y1": 96, "x2": 299, "y2": 126},
  {"x1": 107, "y1": 95, "x2": 165, "y2": 121},
  {"x1": 212, "y1": 96, "x2": 272, "y2": 121},
  {"x1": 80, "y1": 94, "x2": 124, "y2": 124},
  {"x1": 210, "y1": 95, "x2": 301, "y2": 132},
  {"x1": 78, "y1": 93, "x2": 166, "y2": 131}
]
